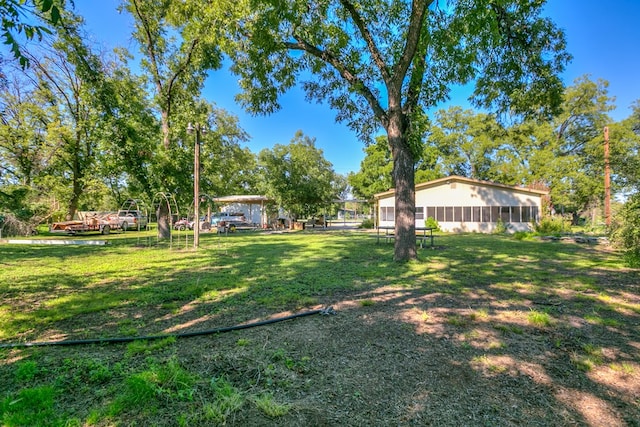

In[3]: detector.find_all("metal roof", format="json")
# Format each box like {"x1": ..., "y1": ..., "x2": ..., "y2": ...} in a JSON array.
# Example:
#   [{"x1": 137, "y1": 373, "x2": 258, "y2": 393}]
[
  {"x1": 211, "y1": 195, "x2": 272, "y2": 204},
  {"x1": 373, "y1": 175, "x2": 549, "y2": 200}
]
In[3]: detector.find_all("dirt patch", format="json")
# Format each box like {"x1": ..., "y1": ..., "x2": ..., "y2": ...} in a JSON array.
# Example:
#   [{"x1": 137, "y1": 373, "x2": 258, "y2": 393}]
[{"x1": 36, "y1": 279, "x2": 635, "y2": 426}]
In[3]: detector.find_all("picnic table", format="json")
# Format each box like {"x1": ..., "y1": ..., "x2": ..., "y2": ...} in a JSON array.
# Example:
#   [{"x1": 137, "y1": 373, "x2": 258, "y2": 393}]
[{"x1": 376, "y1": 226, "x2": 435, "y2": 248}]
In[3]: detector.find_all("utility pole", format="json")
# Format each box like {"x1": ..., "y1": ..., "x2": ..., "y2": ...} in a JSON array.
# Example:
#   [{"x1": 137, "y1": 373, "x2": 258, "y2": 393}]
[
  {"x1": 604, "y1": 126, "x2": 611, "y2": 227},
  {"x1": 187, "y1": 123, "x2": 207, "y2": 248}
]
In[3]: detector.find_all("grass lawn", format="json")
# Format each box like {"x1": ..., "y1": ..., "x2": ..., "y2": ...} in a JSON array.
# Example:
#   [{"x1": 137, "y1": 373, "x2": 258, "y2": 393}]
[{"x1": 0, "y1": 229, "x2": 639, "y2": 426}]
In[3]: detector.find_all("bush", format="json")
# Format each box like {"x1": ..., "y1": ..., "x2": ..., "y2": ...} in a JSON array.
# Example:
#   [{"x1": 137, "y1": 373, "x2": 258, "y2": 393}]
[
  {"x1": 534, "y1": 216, "x2": 570, "y2": 235},
  {"x1": 425, "y1": 216, "x2": 440, "y2": 231},
  {"x1": 359, "y1": 218, "x2": 375, "y2": 229},
  {"x1": 610, "y1": 194, "x2": 640, "y2": 267},
  {"x1": 513, "y1": 231, "x2": 532, "y2": 240},
  {"x1": 493, "y1": 218, "x2": 508, "y2": 234}
]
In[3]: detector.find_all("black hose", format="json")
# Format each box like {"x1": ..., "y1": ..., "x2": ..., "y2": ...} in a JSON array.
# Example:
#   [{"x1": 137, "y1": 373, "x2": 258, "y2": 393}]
[{"x1": 0, "y1": 306, "x2": 336, "y2": 349}]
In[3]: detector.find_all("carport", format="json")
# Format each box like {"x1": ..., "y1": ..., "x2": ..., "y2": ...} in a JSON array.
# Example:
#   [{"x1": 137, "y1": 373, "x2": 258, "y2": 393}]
[{"x1": 211, "y1": 195, "x2": 273, "y2": 228}]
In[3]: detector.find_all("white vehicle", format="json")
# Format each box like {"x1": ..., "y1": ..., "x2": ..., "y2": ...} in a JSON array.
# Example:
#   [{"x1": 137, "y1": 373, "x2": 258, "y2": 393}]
[
  {"x1": 210, "y1": 212, "x2": 246, "y2": 226},
  {"x1": 117, "y1": 210, "x2": 148, "y2": 231}
]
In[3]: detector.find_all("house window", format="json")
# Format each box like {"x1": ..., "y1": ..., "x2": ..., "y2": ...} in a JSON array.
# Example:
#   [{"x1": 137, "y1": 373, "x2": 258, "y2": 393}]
[
  {"x1": 380, "y1": 206, "x2": 395, "y2": 221},
  {"x1": 445, "y1": 207, "x2": 454, "y2": 222},
  {"x1": 481, "y1": 206, "x2": 491, "y2": 222},
  {"x1": 454, "y1": 206, "x2": 463, "y2": 222},
  {"x1": 473, "y1": 206, "x2": 481, "y2": 222},
  {"x1": 426, "y1": 207, "x2": 436, "y2": 220},
  {"x1": 416, "y1": 206, "x2": 538, "y2": 223},
  {"x1": 416, "y1": 204, "x2": 537, "y2": 224},
  {"x1": 531, "y1": 206, "x2": 539, "y2": 221},
  {"x1": 491, "y1": 206, "x2": 500, "y2": 223},
  {"x1": 511, "y1": 206, "x2": 521, "y2": 223},
  {"x1": 500, "y1": 206, "x2": 510, "y2": 223},
  {"x1": 463, "y1": 206, "x2": 472, "y2": 222}
]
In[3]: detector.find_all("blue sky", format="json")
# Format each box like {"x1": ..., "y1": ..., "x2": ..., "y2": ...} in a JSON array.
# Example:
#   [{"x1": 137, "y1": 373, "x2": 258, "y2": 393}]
[{"x1": 75, "y1": 0, "x2": 640, "y2": 176}]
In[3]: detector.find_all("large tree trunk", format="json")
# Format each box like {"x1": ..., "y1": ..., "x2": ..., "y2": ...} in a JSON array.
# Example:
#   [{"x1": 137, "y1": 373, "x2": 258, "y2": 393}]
[
  {"x1": 66, "y1": 152, "x2": 83, "y2": 221},
  {"x1": 161, "y1": 110, "x2": 170, "y2": 149},
  {"x1": 157, "y1": 201, "x2": 171, "y2": 239},
  {"x1": 66, "y1": 197, "x2": 79, "y2": 221},
  {"x1": 66, "y1": 169, "x2": 80, "y2": 220},
  {"x1": 387, "y1": 114, "x2": 417, "y2": 262}
]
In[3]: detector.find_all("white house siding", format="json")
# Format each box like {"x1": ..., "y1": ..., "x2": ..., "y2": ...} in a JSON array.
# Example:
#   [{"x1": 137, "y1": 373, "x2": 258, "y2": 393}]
[{"x1": 375, "y1": 176, "x2": 547, "y2": 233}]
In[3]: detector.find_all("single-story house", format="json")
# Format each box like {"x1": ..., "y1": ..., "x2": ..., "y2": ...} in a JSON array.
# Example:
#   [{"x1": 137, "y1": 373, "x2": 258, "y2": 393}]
[{"x1": 373, "y1": 176, "x2": 548, "y2": 233}]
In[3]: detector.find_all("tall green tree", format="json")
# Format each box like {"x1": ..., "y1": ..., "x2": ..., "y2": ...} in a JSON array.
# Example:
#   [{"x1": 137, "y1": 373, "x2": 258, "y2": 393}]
[
  {"x1": 25, "y1": 44, "x2": 105, "y2": 219},
  {"x1": 348, "y1": 136, "x2": 394, "y2": 201},
  {"x1": 198, "y1": 107, "x2": 256, "y2": 198},
  {"x1": 124, "y1": 0, "x2": 223, "y2": 149},
  {"x1": 428, "y1": 107, "x2": 503, "y2": 181},
  {"x1": 257, "y1": 131, "x2": 337, "y2": 221},
  {"x1": 17, "y1": 10, "x2": 145, "y2": 219},
  {"x1": 1, "y1": 11, "x2": 138, "y2": 221},
  {"x1": 124, "y1": 0, "x2": 252, "y2": 227},
  {"x1": 610, "y1": 102, "x2": 640, "y2": 266},
  {"x1": 93, "y1": 54, "x2": 159, "y2": 205},
  {"x1": 530, "y1": 76, "x2": 614, "y2": 221},
  {"x1": 224, "y1": 0, "x2": 569, "y2": 261},
  {"x1": 0, "y1": 73, "x2": 49, "y2": 187},
  {"x1": 0, "y1": 0, "x2": 66, "y2": 67},
  {"x1": 611, "y1": 100, "x2": 640, "y2": 193},
  {"x1": 0, "y1": 71, "x2": 52, "y2": 228}
]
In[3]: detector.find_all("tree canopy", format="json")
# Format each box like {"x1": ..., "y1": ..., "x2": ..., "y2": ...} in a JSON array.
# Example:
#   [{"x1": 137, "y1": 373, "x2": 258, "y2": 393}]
[
  {"x1": 0, "y1": 0, "x2": 66, "y2": 67},
  {"x1": 257, "y1": 131, "x2": 338, "y2": 221},
  {"x1": 223, "y1": 0, "x2": 570, "y2": 261}
]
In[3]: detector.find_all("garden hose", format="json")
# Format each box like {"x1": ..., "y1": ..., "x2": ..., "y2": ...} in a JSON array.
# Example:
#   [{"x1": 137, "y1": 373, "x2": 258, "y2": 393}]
[{"x1": 0, "y1": 306, "x2": 336, "y2": 349}]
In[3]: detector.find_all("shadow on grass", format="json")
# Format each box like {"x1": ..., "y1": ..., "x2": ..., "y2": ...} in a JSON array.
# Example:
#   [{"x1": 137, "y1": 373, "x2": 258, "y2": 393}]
[{"x1": 0, "y1": 231, "x2": 638, "y2": 425}]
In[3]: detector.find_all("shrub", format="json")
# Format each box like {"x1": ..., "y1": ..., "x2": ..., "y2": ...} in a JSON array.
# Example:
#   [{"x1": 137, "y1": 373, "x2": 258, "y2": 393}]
[
  {"x1": 359, "y1": 218, "x2": 375, "y2": 229},
  {"x1": 425, "y1": 216, "x2": 440, "y2": 231},
  {"x1": 493, "y1": 218, "x2": 508, "y2": 234},
  {"x1": 512, "y1": 231, "x2": 531, "y2": 240},
  {"x1": 534, "y1": 216, "x2": 570, "y2": 235},
  {"x1": 610, "y1": 194, "x2": 640, "y2": 267}
]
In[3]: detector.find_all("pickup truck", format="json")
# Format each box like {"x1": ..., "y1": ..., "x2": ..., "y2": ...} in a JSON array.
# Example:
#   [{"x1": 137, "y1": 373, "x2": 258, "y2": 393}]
[
  {"x1": 211, "y1": 212, "x2": 259, "y2": 232},
  {"x1": 210, "y1": 212, "x2": 246, "y2": 226},
  {"x1": 117, "y1": 210, "x2": 148, "y2": 231}
]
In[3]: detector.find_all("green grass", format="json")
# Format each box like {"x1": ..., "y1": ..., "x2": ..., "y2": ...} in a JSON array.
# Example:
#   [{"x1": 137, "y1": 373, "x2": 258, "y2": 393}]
[
  {"x1": 0, "y1": 230, "x2": 637, "y2": 425},
  {"x1": 0, "y1": 386, "x2": 71, "y2": 427},
  {"x1": 205, "y1": 376, "x2": 245, "y2": 423},
  {"x1": 527, "y1": 310, "x2": 555, "y2": 327},
  {"x1": 253, "y1": 393, "x2": 291, "y2": 417},
  {"x1": 0, "y1": 231, "x2": 411, "y2": 340}
]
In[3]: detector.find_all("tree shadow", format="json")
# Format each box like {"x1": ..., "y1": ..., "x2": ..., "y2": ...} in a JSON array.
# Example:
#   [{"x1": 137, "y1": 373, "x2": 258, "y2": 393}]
[{"x1": 0, "y1": 232, "x2": 638, "y2": 425}]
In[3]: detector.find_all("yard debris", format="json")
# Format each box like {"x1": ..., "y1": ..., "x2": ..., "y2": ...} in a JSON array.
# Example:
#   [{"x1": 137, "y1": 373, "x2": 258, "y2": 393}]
[{"x1": 320, "y1": 306, "x2": 337, "y2": 315}]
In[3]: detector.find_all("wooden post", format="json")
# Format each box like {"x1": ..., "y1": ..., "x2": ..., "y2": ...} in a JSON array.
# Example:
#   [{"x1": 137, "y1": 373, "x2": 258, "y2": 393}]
[
  {"x1": 194, "y1": 130, "x2": 200, "y2": 248},
  {"x1": 188, "y1": 122, "x2": 206, "y2": 248},
  {"x1": 604, "y1": 126, "x2": 611, "y2": 227}
]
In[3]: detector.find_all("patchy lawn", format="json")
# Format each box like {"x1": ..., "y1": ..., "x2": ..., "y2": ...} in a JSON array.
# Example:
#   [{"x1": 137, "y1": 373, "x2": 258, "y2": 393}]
[{"x1": 1, "y1": 231, "x2": 638, "y2": 426}]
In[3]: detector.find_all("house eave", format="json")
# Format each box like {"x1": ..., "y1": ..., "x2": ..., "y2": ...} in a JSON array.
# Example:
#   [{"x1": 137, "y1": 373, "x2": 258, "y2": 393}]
[{"x1": 373, "y1": 175, "x2": 549, "y2": 200}]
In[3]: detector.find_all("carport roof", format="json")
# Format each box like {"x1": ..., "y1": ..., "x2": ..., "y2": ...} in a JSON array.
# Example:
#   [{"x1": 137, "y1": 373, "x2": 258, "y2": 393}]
[{"x1": 211, "y1": 195, "x2": 272, "y2": 204}]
